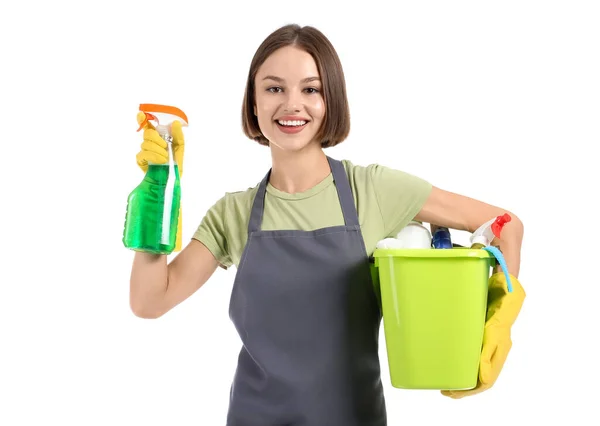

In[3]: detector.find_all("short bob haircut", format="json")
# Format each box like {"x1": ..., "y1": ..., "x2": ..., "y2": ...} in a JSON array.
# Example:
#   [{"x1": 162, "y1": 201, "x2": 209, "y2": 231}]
[{"x1": 242, "y1": 24, "x2": 351, "y2": 148}]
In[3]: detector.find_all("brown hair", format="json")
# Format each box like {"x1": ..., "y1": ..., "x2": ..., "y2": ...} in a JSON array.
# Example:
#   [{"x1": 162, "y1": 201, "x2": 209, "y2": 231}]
[{"x1": 241, "y1": 24, "x2": 350, "y2": 148}]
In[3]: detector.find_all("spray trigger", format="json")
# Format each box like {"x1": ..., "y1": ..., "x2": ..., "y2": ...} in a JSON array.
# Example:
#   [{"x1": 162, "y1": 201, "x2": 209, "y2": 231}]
[
  {"x1": 491, "y1": 213, "x2": 512, "y2": 238},
  {"x1": 137, "y1": 112, "x2": 158, "y2": 132}
]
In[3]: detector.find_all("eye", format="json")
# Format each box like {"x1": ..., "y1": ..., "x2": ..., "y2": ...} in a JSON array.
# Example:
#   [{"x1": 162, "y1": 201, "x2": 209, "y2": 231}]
[
  {"x1": 267, "y1": 87, "x2": 283, "y2": 93},
  {"x1": 304, "y1": 87, "x2": 320, "y2": 94}
]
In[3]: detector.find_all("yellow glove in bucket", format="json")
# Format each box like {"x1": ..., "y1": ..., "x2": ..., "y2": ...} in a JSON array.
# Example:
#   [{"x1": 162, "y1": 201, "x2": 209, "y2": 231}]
[
  {"x1": 135, "y1": 111, "x2": 185, "y2": 252},
  {"x1": 442, "y1": 272, "x2": 526, "y2": 399}
]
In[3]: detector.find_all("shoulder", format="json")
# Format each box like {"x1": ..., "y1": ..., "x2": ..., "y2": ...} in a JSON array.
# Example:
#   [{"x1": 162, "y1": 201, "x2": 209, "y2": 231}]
[
  {"x1": 208, "y1": 183, "x2": 260, "y2": 218},
  {"x1": 223, "y1": 184, "x2": 259, "y2": 205},
  {"x1": 340, "y1": 158, "x2": 398, "y2": 180},
  {"x1": 340, "y1": 158, "x2": 431, "y2": 191},
  {"x1": 341, "y1": 158, "x2": 366, "y2": 173},
  {"x1": 340, "y1": 159, "x2": 373, "y2": 183}
]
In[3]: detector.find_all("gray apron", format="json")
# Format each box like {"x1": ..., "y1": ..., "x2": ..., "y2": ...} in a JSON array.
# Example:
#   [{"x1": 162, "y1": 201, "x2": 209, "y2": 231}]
[{"x1": 227, "y1": 156, "x2": 386, "y2": 426}]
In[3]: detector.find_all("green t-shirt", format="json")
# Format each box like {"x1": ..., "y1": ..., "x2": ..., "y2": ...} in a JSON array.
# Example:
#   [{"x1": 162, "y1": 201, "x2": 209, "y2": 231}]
[{"x1": 192, "y1": 159, "x2": 432, "y2": 269}]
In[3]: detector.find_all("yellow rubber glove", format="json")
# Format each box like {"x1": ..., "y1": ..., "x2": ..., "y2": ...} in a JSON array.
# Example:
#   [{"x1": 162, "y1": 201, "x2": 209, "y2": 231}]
[
  {"x1": 135, "y1": 112, "x2": 185, "y2": 252},
  {"x1": 442, "y1": 272, "x2": 526, "y2": 399}
]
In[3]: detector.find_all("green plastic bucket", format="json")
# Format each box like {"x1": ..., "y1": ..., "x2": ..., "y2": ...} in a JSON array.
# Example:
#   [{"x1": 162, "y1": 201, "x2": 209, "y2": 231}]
[{"x1": 372, "y1": 248, "x2": 495, "y2": 390}]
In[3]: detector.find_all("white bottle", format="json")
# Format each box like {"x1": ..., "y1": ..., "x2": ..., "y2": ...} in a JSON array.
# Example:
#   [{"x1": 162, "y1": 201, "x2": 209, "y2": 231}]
[{"x1": 395, "y1": 221, "x2": 432, "y2": 249}]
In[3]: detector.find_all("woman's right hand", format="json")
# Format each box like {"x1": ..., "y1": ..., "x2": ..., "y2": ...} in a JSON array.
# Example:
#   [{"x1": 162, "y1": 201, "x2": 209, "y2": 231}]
[
  {"x1": 129, "y1": 112, "x2": 219, "y2": 319},
  {"x1": 135, "y1": 112, "x2": 186, "y2": 176},
  {"x1": 134, "y1": 111, "x2": 186, "y2": 252}
]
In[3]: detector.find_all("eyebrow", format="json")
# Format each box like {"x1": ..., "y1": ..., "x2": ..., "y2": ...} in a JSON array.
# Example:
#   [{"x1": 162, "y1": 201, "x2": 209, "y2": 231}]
[{"x1": 262, "y1": 75, "x2": 320, "y2": 83}]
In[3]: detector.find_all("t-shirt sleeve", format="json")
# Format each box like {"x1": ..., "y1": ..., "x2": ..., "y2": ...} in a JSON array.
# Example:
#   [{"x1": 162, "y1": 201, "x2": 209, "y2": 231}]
[
  {"x1": 192, "y1": 195, "x2": 233, "y2": 269},
  {"x1": 368, "y1": 164, "x2": 432, "y2": 237}
]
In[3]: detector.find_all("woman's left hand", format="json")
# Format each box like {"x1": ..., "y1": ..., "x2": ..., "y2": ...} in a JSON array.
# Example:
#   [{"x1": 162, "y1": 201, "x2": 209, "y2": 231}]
[{"x1": 441, "y1": 273, "x2": 526, "y2": 399}]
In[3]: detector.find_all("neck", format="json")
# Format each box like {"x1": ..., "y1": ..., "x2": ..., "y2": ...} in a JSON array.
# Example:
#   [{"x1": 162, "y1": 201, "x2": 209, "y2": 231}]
[{"x1": 269, "y1": 143, "x2": 331, "y2": 193}]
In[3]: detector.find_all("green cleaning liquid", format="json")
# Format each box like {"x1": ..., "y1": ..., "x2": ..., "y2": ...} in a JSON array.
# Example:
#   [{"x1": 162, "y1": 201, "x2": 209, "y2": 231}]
[{"x1": 123, "y1": 163, "x2": 181, "y2": 254}]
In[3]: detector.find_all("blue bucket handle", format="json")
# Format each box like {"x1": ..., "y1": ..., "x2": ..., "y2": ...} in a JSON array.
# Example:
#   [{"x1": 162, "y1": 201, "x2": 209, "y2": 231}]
[{"x1": 482, "y1": 246, "x2": 513, "y2": 292}]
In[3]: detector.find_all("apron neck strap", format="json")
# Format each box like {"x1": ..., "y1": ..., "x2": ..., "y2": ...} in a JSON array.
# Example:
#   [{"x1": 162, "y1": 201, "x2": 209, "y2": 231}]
[
  {"x1": 248, "y1": 156, "x2": 360, "y2": 234},
  {"x1": 327, "y1": 156, "x2": 360, "y2": 228}
]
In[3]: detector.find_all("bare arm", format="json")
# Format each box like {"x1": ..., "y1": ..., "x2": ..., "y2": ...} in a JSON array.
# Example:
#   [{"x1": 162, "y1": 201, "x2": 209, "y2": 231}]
[
  {"x1": 129, "y1": 239, "x2": 219, "y2": 319},
  {"x1": 415, "y1": 186, "x2": 524, "y2": 277}
]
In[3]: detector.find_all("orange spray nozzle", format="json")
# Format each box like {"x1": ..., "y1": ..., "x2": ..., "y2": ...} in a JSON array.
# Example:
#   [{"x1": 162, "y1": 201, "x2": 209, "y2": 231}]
[{"x1": 136, "y1": 103, "x2": 189, "y2": 133}]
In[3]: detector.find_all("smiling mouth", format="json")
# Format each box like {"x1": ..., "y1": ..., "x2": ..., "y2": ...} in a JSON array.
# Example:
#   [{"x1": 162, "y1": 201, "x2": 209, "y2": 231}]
[
  {"x1": 275, "y1": 119, "x2": 309, "y2": 127},
  {"x1": 275, "y1": 119, "x2": 309, "y2": 134}
]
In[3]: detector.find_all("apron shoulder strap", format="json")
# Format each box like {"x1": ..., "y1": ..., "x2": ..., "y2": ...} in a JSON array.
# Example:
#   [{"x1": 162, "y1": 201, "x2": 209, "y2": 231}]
[{"x1": 327, "y1": 156, "x2": 360, "y2": 228}]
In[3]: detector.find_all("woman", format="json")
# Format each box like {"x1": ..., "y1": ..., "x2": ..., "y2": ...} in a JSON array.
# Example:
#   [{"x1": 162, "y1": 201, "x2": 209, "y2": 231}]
[{"x1": 130, "y1": 23, "x2": 526, "y2": 426}]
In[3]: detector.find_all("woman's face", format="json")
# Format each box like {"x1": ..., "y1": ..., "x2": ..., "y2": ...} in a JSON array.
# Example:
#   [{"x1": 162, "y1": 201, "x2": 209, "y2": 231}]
[{"x1": 254, "y1": 46, "x2": 325, "y2": 152}]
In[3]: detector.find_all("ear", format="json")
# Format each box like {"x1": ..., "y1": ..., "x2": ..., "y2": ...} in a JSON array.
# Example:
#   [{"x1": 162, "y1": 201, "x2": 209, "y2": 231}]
[{"x1": 253, "y1": 105, "x2": 257, "y2": 116}]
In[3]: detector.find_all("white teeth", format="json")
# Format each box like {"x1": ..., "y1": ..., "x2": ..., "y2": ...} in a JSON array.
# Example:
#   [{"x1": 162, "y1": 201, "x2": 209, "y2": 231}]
[{"x1": 278, "y1": 120, "x2": 307, "y2": 127}]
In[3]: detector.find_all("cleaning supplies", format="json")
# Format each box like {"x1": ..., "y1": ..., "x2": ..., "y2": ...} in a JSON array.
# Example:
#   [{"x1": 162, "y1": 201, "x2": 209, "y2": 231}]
[
  {"x1": 376, "y1": 238, "x2": 404, "y2": 249},
  {"x1": 432, "y1": 227, "x2": 452, "y2": 249},
  {"x1": 469, "y1": 213, "x2": 511, "y2": 249},
  {"x1": 394, "y1": 221, "x2": 432, "y2": 248},
  {"x1": 123, "y1": 103, "x2": 188, "y2": 254},
  {"x1": 469, "y1": 213, "x2": 513, "y2": 292}
]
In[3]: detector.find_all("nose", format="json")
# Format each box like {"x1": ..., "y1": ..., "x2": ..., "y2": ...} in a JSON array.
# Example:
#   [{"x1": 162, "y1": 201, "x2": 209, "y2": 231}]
[{"x1": 283, "y1": 90, "x2": 301, "y2": 113}]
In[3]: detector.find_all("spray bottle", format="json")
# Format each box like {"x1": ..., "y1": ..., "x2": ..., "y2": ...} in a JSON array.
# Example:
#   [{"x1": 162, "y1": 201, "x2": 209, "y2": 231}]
[
  {"x1": 469, "y1": 213, "x2": 512, "y2": 249},
  {"x1": 123, "y1": 103, "x2": 188, "y2": 254}
]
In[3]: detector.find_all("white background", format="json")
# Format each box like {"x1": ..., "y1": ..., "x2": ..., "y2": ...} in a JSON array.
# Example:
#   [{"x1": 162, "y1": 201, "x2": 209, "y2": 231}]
[{"x1": 1, "y1": 0, "x2": 598, "y2": 425}]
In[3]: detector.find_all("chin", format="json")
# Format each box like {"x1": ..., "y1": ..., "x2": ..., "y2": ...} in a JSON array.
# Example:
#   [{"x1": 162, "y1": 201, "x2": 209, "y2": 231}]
[{"x1": 271, "y1": 138, "x2": 317, "y2": 153}]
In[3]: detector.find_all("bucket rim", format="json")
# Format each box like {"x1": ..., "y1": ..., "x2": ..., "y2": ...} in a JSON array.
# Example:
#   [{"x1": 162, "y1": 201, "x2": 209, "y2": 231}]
[{"x1": 373, "y1": 248, "x2": 494, "y2": 259}]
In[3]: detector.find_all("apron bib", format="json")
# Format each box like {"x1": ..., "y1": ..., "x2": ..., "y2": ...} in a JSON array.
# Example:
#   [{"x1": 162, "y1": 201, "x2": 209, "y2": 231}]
[{"x1": 227, "y1": 157, "x2": 386, "y2": 426}]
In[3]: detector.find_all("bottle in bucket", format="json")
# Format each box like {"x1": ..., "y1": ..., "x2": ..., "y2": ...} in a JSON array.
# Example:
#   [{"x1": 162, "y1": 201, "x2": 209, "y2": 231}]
[
  {"x1": 394, "y1": 221, "x2": 432, "y2": 248},
  {"x1": 470, "y1": 213, "x2": 511, "y2": 249},
  {"x1": 432, "y1": 227, "x2": 452, "y2": 248},
  {"x1": 123, "y1": 103, "x2": 188, "y2": 255}
]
